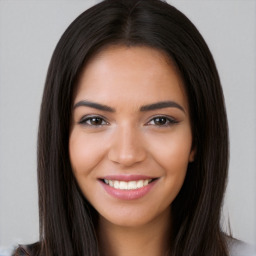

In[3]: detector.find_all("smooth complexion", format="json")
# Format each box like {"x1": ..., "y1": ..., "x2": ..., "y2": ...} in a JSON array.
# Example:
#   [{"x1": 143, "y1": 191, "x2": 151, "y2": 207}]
[{"x1": 69, "y1": 46, "x2": 195, "y2": 256}]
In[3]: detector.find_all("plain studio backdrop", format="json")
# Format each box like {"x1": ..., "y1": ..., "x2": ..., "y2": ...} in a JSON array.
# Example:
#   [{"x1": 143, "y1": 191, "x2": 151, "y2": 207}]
[{"x1": 0, "y1": 0, "x2": 255, "y2": 251}]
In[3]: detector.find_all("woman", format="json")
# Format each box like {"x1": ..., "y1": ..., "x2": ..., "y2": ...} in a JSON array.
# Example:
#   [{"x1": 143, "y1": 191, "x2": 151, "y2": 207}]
[{"x1": 12, "y1": 0, "x2": 254, "y2": 255}]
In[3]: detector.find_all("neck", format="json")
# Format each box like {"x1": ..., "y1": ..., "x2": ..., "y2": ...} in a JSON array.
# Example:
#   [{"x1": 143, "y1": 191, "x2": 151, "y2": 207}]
[{"x1": 98, "y1": 208, "x2": 172, "y2": 256}]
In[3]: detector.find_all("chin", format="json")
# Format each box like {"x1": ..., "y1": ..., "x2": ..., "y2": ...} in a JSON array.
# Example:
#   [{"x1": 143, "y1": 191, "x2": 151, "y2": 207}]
[{"x1": 98, "y1": 204, "x2": 171, "y2": 229}]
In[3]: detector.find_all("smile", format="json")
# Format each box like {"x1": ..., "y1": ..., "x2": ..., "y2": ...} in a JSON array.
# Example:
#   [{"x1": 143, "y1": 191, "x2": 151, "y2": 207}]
[
  {"x1": 100, "y1": 176, "x2": 158, "y2": 200},
  {"x1": 103, "y1": 179, "x2": 153, "y2": 190}
]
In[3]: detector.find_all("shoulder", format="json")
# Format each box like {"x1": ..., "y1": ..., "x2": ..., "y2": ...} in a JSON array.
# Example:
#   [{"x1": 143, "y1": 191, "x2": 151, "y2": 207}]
[
  {"x1": 227, "y1": 237, "x2": 256, "y2": 256},
  {"x1": 12, "y1": 243, "x2": 41, "y2": 256}
]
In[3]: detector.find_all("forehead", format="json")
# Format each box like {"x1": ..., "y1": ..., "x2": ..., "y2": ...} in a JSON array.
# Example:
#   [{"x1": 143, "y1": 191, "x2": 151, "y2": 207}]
[
  {"x1": 74, "y1": 45, "x2": 188, "y2": 111},
  {"x1": 84, "y1": 44, "x2": 178, "y2": 77}
]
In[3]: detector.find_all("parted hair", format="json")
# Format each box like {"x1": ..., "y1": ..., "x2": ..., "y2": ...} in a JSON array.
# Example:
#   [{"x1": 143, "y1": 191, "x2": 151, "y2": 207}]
[{"x1": 35, "y1": 0, "x2": 229, "y2": 255}]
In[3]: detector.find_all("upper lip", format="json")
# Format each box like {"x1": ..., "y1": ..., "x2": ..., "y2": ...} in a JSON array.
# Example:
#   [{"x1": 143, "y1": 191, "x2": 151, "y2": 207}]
[{"x1": 99, "y1": 174, "x2": 157, "y2": 182}]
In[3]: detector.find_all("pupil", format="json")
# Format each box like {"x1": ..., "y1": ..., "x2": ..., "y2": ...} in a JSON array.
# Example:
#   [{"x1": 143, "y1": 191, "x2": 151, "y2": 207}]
[
  {"x1": 92, "y1": 117, "x2": 102, "y2": 125},
  {"x1": 156, "y1": 117, "x2": 166, "y2": 125}
]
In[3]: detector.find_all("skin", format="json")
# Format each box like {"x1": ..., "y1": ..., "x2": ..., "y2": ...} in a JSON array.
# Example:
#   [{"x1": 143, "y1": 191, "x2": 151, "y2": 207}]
[{"x1": 69, "y1": 46, "x2": 195, "y2": 256}]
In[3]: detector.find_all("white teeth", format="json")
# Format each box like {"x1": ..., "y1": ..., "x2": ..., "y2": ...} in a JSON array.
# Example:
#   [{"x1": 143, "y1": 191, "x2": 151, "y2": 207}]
[
  {"x1": 104, "y1": 179, "x2": 152, "y2": 190},
  {"x1": 119, "y1": 181, "x2": 128, "y2": 190},
  {"x1": 114, "y1": 180, "x2": 119, "y2": 189},
  {"x1": 143, "y1": 180, "x2": 149, "y2": 186},
  {"x1": 137, "y1": 180, "x2": 143, "y2": 188},
  {"x1": 127, "y1": 181, "x2": 137, "y2": 190}
]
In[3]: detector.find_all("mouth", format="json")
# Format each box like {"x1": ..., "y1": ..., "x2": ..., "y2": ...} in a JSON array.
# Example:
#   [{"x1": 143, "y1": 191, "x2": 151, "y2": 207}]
[
  {"x1": 99, "y1": 175, "x2": 159, "y2": 200},
  {"x1": 102, "y1": 178, "x2": 156, "y2": 190}
]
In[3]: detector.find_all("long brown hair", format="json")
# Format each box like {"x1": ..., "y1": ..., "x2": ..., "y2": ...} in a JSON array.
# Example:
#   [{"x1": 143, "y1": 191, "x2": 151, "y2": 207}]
[{"x1": 37, "y1": 0, "x2": 229, "y2": 255}]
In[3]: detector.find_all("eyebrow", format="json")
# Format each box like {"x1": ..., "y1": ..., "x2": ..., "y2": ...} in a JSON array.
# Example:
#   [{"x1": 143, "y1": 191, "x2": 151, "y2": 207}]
[
  {"x1": 140, "y1": 101, "x2": 185, "y2": 112},
  {"x1": 73, "y1": 100, "x2": 185, "y2": 113},
  {"x1": 73, "y1": 100, "x2": 115, "y2": 112}
]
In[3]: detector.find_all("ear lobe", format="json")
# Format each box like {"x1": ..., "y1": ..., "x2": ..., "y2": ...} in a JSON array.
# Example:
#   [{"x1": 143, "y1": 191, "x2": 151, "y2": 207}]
[{"x1": 189, "y1": 147, "x2": 196, "y2": 162}]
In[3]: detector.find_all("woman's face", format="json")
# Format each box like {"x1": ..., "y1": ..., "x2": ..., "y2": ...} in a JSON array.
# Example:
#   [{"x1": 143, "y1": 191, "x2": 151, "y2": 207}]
[{"x1": 69, "y1": 46, "x2": 195, "y2": 227}]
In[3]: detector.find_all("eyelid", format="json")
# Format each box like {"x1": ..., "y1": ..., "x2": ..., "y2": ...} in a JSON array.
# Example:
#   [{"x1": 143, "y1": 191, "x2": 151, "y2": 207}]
[
  {"x1": 145, "y1": 115, "x2": 179, "y2": 126},
  {"x1": 78, "y1": 114, "x2": 110, "y2": 126}
]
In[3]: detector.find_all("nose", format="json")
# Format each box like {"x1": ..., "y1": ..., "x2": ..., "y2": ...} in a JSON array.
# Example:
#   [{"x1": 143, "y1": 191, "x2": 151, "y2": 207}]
[{"x1": 108, "y1": 125, "x2": 147, "y2": 167}]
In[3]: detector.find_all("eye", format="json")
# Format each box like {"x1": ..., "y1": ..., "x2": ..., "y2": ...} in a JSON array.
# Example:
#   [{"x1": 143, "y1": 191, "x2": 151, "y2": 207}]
[
  {"x1": 79, "y1": 115, "x2": 109, "y2": 126},
  {"x1": 146, "y1": 116, "x2": 178, "y2": 127}
]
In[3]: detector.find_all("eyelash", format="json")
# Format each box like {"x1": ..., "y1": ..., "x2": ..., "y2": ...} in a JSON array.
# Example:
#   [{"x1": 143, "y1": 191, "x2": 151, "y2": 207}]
[
  {"x1": 78, "y1": 115, "x2": 178, "y2": 127},
  {"x1": 78, "y1": 115, "x2": 109, "y2": 127},
  {"x1": 146, "y1": 116, "x2": 179, "y2": 127}
]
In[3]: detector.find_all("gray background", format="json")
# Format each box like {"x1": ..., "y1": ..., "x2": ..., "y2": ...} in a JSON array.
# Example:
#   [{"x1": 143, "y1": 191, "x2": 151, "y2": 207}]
[{"x1": 0, "y1": 0, "x2": 255, "y2": 251}]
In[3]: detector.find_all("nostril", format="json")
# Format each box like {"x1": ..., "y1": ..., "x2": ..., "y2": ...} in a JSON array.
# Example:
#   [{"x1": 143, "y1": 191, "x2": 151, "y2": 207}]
[
  {"x1": 107, "y1": 128, "x2": 147, "y2": 164},
  {"x1": 108, "y1": 148, "x2": 146, "y2": 166}
]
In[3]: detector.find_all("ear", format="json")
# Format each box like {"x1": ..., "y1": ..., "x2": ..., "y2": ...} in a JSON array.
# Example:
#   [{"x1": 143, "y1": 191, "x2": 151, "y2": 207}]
[{"x1": 189, "y1": 146, "x2": 196, "y2": 162}]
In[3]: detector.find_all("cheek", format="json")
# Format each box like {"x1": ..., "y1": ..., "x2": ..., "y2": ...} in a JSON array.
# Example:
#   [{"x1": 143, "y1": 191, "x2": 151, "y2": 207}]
[
  {"x1": 69, "y1": 130, "x2": 106, "y2": 176},
  {"x1": 145, "y1": 127, "x2": 193, "y2": 200},
  {"x1": 153, "y1": 135, "x2": 192, "y2": 204},
  {"x1": 146, "y1": 127, "x2": 193, "y2": 172}
]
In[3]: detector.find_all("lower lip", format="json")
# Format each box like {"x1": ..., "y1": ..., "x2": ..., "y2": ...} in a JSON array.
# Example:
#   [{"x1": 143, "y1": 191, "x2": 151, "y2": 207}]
[{"x1": 100, "y1": 180, "x2": 157, "y2": 200}]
